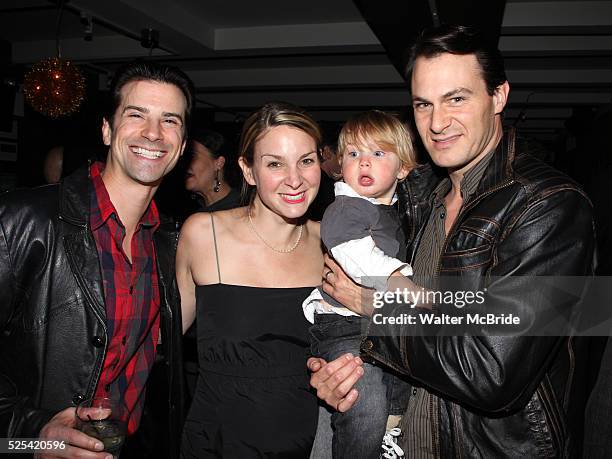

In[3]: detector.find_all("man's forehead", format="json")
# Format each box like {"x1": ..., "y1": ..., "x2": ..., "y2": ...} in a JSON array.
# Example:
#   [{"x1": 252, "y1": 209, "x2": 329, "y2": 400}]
[
  {"x1": 411, "y1": 53, "x2": 485, "y2": 96},
  {"x1": 118, "y1": 80, "x2": 187, "y2": 111}
]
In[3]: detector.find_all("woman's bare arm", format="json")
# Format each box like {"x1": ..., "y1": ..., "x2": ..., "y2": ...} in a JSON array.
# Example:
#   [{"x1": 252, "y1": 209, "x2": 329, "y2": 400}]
[{"x1": 176, "y1": 216, "x2": 199, "y2": 333}]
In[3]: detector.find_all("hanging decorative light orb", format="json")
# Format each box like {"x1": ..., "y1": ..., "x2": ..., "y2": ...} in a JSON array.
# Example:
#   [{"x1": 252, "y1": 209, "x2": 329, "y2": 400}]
[{"x1": 23, "y1": 57, "x2": 86, "y2": 118}]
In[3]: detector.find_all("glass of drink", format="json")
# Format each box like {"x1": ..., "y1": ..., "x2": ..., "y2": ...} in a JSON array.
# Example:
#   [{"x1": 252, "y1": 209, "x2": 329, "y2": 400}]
[{"x1": 75, "y1": 396, "x2": 128, "y2": 457}]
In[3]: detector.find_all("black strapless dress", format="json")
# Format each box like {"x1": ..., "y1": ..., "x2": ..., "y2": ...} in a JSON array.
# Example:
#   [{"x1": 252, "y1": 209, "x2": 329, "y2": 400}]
[{"x1": 181, "y1": 284, "x2": 318, "y2": 458}]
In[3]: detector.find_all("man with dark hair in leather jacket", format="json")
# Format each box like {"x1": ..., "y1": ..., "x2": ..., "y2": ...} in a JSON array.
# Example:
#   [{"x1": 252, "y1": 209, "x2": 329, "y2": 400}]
[
  {"x1": 0, "y1": 61, "x2": 194, "y2": 459},
  {"x1": 309, "y1": 25, "x2": 595, "y2": 458}
]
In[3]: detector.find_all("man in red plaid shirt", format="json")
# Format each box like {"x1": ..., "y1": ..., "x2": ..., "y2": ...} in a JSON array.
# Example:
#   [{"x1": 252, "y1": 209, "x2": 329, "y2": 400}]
[{"x1": 0, "y1": 61, "x2": 194, "y2": 458}]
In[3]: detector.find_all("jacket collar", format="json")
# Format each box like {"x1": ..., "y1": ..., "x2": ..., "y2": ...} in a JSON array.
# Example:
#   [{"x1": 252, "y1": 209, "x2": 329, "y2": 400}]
[
  {"x1": 400, "y1": 161, "x2": 444, "y2": 205},
  {"x1": 471, "y1": 127, "x2": 516, "y2": 201},
  {"x1": 58, "y1": 165, "x2": 91, "y2": 227},
  {"x1": 58, "y1": 163, "x2": 172, "y2": 231}
]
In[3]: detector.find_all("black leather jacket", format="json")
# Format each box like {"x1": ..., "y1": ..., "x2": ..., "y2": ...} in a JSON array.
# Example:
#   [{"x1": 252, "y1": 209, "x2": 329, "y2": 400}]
[
  {"x1": 0, "y1": 167, "x2": 184, "y2": 459},
  {"x1": 363, "y1": 130, "x2": 596, "y2": 457}
]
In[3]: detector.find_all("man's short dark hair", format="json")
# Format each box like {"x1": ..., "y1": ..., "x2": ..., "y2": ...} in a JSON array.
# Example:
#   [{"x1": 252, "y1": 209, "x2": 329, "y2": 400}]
[
  {"x1": 407, "y1": 24, "x2": 507, "y2": 96},
  {"x1": 190, "y1": 128, "x2": 225, "y2": 158},
  {"x1": 106, "y1": 60, "x2": 195, "y2": 132}
]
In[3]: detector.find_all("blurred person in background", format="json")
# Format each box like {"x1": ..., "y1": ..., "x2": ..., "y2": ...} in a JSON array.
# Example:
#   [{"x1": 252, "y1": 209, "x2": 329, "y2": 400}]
[
  {"x1": 184, "y1": 127, "x2": 241, "y2": 213},
  {"x1": 307, "y1": 125, "x2": 341, "y2": 221}
]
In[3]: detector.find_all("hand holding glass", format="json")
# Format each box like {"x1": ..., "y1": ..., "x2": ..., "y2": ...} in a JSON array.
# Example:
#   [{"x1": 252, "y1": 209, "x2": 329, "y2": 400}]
[{"x1": 75, "y1": 397, "x2": 128, "y2": 456}]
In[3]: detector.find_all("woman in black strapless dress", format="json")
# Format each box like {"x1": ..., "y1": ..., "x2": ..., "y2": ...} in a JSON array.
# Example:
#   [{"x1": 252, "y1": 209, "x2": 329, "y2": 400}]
[{"x1": 177, "y1": 102, "x2": 326, "y2": 458}]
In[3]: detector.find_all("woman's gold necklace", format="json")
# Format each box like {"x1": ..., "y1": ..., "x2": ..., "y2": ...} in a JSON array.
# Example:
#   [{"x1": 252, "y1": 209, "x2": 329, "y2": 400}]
[{"x1": 247, "y1": 207, "x2": 303, "y2": 253}]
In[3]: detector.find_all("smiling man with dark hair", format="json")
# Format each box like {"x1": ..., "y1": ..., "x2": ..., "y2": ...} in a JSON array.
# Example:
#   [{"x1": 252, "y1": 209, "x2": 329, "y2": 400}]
[
  {"x1": 309, "y1": 24, "x2": 595, "y2": 458},
  {"x1": 0, "y1": 61, "x2": 193, "y2": 459}
]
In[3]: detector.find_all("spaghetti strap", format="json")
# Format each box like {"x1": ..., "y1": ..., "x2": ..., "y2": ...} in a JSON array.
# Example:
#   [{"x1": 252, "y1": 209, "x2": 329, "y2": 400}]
[{"x1": 209, "y1": 212, "x2": 222, "y2": 283}]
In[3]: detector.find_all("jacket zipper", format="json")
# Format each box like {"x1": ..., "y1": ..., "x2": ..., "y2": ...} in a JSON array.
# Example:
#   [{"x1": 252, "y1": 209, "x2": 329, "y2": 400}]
[
  {"x1": 537, "y1": 377, "x2": 564, "y2": 454},
  {"x1": 428, "y1": 178, "x2": 514, "y2": 457},
  {"x1": 563, "y1": 337, "x2": 575, "y2": 412}
]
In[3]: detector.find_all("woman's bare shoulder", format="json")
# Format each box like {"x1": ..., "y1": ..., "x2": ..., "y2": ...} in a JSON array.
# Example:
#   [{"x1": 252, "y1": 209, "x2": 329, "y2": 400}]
[
  {"x1": 180, "y1": 212, "x2": 213, "y2": 240},
  {"x1": 182, "y1": 207, "x2": 245, "y2": 233}
]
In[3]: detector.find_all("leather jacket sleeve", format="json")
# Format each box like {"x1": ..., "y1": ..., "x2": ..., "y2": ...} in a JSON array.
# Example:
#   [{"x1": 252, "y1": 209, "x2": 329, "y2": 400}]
[
  {"x1": 0, "y1": 210, "x2": 54, "y2": 437},
  {"x1": 365, "y1": 188, "x2": 595, "y2": 415},
  {"x1": 0, "y1": 210, "x2": 16, "y2": 338}
]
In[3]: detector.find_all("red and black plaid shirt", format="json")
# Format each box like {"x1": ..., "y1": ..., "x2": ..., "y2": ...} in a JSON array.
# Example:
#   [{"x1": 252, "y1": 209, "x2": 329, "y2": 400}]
[{"x1": 89, "y1": 162, "x2": 161, "y2": 435}]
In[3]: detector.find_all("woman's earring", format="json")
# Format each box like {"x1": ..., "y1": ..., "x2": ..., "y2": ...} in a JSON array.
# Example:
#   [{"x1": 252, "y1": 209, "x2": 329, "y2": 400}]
[{"x1": 214, "y1": 170, "x2": 221, "y2": 192}]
